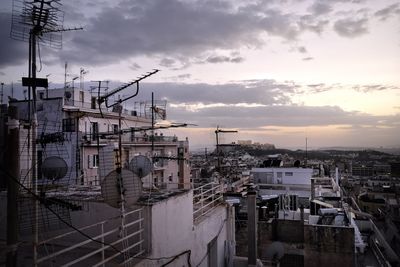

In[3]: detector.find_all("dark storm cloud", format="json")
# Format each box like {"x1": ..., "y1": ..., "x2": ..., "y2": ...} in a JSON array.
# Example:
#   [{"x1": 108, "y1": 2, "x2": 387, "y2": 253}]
[
  {"x1": 374, "y1": 3, "x2": 400, "y2": 21},
  {"x1": 166, "y1": 103, "x2": 400, "y2": 129},
  {"x1": 0, "y1": 12, "x2": 28, "y2": 68},
  {"x1": 333, "y1": 17, "x2": 369, "y2": 37},
  {"x1": 138, "y1": 80, "x2": 296, "y2": 105},
  {"x1": 0, "y1": 0, "x2": 381, "y2": 68},
  {"x1": 53, "y1": 0, "x2": 338, "y2": 66}
]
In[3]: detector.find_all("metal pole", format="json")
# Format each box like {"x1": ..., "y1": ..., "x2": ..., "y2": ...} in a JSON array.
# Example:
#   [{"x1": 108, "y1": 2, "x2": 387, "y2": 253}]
[
  {"x1": 31, "y1": 30, "x2": 39, "y2": 267},
  {"x1": 75, "y1": 116, "x2": 79, "y2": 185},
  {"x1": 151, "y1": 92, "x2": 154, "y2": 152},
  {"x1": 6, "y1": 105, "x2": 19, "y2": 267},
  {"x1": 215, "y1": 127, "x2": 220, "y2": 171}
]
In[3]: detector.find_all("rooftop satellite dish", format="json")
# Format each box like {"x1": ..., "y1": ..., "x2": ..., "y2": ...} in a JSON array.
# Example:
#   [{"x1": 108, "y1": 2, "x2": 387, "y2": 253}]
[
  {"x1": 42, "y1": 156, "x2": 68, "y2": 180},
  {"x1": 129, "y1": 155, "x2": 153, "y2": 178},
  {"x1": 65, "y1": 91, "x2": 72, "y2": 99},
  {"x1": 101, "y1": 169, "x2": 142, "y2": 208},
  {"x1": 263, "y1": 241, "x2": 285, "y2": 261}
]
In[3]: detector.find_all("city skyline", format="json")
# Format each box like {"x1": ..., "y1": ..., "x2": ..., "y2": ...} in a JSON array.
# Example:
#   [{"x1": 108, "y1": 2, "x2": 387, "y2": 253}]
[{"x1": 0, "y1": 0, "x2": 399, "y2": 149}]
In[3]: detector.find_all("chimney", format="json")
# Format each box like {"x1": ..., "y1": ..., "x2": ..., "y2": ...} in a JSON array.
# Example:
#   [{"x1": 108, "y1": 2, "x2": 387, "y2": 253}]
[
  {"x1": 311, "y1": 178, "x2": 315, "y2": 200},
  {"x1": 247, "y1": 189, "x2": 257, "y2": 266}
]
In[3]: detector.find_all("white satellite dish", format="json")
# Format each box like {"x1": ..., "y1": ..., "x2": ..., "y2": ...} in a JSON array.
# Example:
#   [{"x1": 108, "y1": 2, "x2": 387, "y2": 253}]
[
  {"x1": 101, "y1": 169, "x2": 142, "y2": 208},
  {"x1": 129, "y1": 155, "x2": 153, "y2": 178},
  {"x1": 42, "y1": 156, "x2": 68, "y2": 180},
  {"x1": 263, "y1": 241, "x2": 285, "y2": 261}
]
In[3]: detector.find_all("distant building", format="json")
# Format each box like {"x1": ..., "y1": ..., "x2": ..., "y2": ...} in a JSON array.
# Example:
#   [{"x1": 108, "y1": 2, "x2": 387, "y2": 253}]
[
  {"x1": 237, "y1": 140, "x2": 252, "y2": 145},
  {"x1": 251, "y1": 167, "x2": 313, "y2": 185}
]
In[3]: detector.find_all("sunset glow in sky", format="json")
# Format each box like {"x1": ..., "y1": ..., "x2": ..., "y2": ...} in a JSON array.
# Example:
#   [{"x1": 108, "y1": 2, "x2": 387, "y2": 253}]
[{"x1": 1, "y1": 0, "x2": 399, "y2": 149}]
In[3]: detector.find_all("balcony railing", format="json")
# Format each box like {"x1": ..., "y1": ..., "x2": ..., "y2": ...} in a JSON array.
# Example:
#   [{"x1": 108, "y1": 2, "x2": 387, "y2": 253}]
[
  {"x1": 35, "y1": 208, "x2": 145, "y2": 266},
  {"x1": 193, "y1": 182, "x2": 224, "y2": 221},
  {"x1": 63, "y1": 99, "x2": 148, "y2": 118}
]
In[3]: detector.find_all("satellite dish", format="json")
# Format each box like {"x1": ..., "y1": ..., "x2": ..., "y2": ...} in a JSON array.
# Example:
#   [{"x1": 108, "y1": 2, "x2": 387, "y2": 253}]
[
  {"x1": 65, "y1": 91, "x2": 72, "y2": 99},
  {"x1": 129, "y1": 155, "x2": 153, "y2": 177},
  {"x1": 263, "y1": 241, "x2": 285, "y2": 261},
  {"x1": 101, "y1": 169, "x2": 142, "y2": 208},
  {"x1": 42, "y1": 156, "x2": 68, "y2": 180}
]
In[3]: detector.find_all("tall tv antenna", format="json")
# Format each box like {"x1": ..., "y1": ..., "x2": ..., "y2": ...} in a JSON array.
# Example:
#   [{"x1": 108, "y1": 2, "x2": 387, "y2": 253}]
[{"x1": 10, "y1": 0, "x2": 82, "y2": 265}]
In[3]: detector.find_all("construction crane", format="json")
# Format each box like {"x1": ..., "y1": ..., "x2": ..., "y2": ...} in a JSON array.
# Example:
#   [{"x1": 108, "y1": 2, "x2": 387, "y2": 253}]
[{"x1": 215, "y1": 126, "x2": 238, "y2": 172}]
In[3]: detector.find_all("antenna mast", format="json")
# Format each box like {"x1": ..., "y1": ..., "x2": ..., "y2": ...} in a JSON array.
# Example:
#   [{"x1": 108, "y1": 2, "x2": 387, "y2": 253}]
[
  {"x1": 64, "y1": 61, "x2": 68, "y2": 89},
  {"x1": 10, "y1": 0, "x2": 82, "y2": 265}
]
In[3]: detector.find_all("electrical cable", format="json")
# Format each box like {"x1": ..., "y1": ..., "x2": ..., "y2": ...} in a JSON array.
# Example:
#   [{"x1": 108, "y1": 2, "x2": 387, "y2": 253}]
[
  {"x1": 195, "y1": 218, "x2": 227, "y2": 267},
  {"x1": 1, "y1": 165, "x2": 195, "y2": 264},
  {"x1": 0, "y1": 166, "x2": 122, "y2": 254},
  {"x1": 160, "y1": 250, "x2": 192, "y2": 267}
]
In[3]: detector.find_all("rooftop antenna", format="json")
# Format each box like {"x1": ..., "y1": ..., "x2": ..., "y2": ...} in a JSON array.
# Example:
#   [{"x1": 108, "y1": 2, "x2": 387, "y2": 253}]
[
  {"x1": 64, "y1": 61, "x2": 68, "y2": 90},
  {"x1": 80, "y1": 67, "x2": 88, "y2": 90},
  {"x1": 215, "y1": 126, "x2": 238, "y2": 172},
  {"x1": 71, "y1": 76, "x2": 79, "y2": 89},
  {"x1": 10, "y1": 0, "x2": 82, "y2": 264},
  {"x1": 98, "y1": 69, "x2": 159, "y2": 108}
]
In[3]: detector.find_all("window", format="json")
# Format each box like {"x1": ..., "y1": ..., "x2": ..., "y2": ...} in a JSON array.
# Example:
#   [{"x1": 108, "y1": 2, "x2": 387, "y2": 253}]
[
  {"x1": 130, "y1": 128, "x2": 135, "y2": 142},
  {"x1": 91, "y1": 97, "x2": 96, "y2": 109},
  {"x1": 285, "y1": 172, "x2": 293, "y2": 176},
  {"x1": 113, "y1": 124, "x2": 118, "y2": 134},
  {"x1": 62, "y1": 118, "x2": 76, "y2": 132},
  {"x1": 88, "y1": 154, "x2": 99, "y2": 168},
  {"x1": 93, "y1": 155, "x2": 99, "y2": 168},
  {"x1": 277, "y1": 172, "x2": 282, "y2": 178},
  {"x1": 91, "y1": 122, "x2": 98, "y2": 141}
]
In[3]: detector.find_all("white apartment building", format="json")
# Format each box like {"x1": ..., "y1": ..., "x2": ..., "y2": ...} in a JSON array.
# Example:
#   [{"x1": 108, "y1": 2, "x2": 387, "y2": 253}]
[{"x1": 10, "y1": 86, "x2": 190, "y2": 189}]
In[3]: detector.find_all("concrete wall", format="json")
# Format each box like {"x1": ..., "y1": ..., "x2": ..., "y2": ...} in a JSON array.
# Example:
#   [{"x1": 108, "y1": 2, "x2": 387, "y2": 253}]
[
  {"x1": 303, "y1": 224, "x2": 354, "y2": 267},
  {"x1": 236, "y1": 218, "x2": 354, "y2": 267},
  {"x1": 140, "y1": 191, "x2": 228, "y2": 267}
]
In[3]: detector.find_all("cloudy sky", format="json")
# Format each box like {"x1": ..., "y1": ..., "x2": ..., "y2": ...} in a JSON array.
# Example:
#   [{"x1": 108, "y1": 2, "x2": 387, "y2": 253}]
[{"x1": 1, "y1": 0, "x2": 399, "y2": 149}]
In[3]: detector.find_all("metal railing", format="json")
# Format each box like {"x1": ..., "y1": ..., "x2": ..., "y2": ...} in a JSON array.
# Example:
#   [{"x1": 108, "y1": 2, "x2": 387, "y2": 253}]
[
  {"x1": 193, "y1": 182, "x2": 224, "y2": 221},
  {"x1": 36, "y1": 208, "x2": 145, "y2": 266}
]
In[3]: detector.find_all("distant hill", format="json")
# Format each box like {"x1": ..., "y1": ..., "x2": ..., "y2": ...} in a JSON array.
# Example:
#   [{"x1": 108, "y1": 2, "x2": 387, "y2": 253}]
[{"x1": 318, "y1": 147, "x2": 400, "y2": 155}]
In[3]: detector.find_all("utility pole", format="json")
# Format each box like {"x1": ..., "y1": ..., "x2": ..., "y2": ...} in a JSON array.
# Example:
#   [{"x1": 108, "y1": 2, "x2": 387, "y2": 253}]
[{"x1": 6, "y1": 105, "x2": 19, "y2": 267}]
